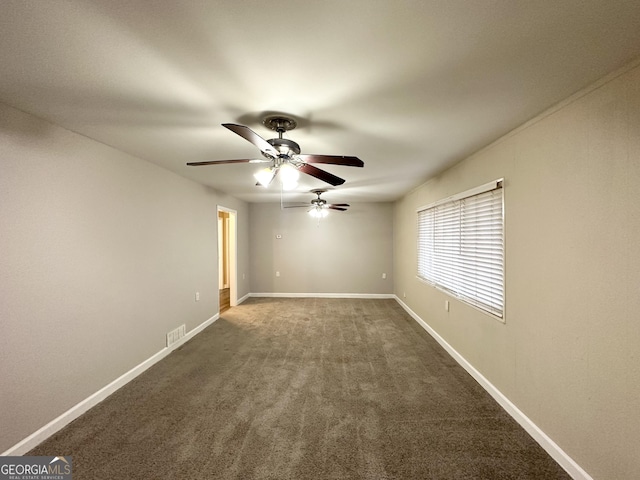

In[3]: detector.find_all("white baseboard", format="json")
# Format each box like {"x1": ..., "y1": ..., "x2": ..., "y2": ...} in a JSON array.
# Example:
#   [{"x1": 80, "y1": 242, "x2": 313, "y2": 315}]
[
  {"x1": 249, "y1": 292, "x2": 396, "y2": 299},
  {"x1": 394, "y1": 297, "x2": 591, "y2": 480},
  {"x1": 187, "y1": 314, "x2": 219, "y2": 340},
  {"x1": 237, "y1": 292, "x2": 251, "y2": 304},
  {"x1": 2, "y1": 313, "x2": 219, "y2": 457}
]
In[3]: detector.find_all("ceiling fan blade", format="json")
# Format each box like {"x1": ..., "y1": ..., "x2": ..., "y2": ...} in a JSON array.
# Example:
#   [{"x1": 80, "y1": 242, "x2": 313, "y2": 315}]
[
  {"x1": 328, "y1": 206, "x2": 348, "y2": 211},
  {"x1": 187, "y1": 159, "x2": 269, "y2": 166},
  {"x1": 222, "y1": 123, "x2": 278, "y2": 157},
  {"x1": 297, "y1": 154, "x2": 363, "y2": 167},
  {"x1": 297, "y1": 164, "x2": 345, "y2": 186},
  {"x1": 283, "y1": 204, "x2": 310, "y2": 208},
  {"x1": 328, "y1": 203, "x2": 350, "y2": 207}
]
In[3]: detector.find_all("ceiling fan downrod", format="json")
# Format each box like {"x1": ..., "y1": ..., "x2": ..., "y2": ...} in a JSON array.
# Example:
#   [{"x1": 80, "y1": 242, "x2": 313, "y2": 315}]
[{"x1": 263, "y1": 115, "x2": 301, "y2": 158}]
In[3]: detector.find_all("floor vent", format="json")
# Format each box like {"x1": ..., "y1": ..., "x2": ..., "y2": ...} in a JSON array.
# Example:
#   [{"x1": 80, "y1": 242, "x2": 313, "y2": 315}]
[{"x1": 166, "y1": 324, "x2": 186, "y2": 347}]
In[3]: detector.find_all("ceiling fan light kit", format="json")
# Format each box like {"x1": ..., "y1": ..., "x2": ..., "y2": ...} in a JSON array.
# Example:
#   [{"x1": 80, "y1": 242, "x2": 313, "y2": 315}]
[
  {"x1": 277, "y1": 163, "x2": 300, "y2": 190},
  {"x1": 253, "y1": 167, "x2": 276, "y2": 187},
  {"x1": 309, "y1": 207, "x2": 329, "y2": 218}
]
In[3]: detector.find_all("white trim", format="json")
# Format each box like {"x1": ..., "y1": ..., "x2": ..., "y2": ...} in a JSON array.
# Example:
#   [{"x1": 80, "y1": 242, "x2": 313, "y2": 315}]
[
  {"x1": 417, "y1": 178, "x2": 503, "y2": 212},
  {"x1": 237, "y1": 292, "x2": 251, "y2": 304},
  {"x1": 393, "y1": 296, "x2": 592, "y2": 480},
  {"x1": 250, "y1": 292, "x2": 396, "y2": 299},
  {"x1": 2, "y1": 313, "x2": 219, "y2": 457},
  {"x1": 217, "y1": 205, "x2": 238, "y2": 307}
]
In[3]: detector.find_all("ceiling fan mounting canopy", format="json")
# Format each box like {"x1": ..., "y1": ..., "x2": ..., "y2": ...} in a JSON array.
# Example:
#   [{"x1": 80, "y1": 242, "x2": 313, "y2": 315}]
[{"x1": 263, "y1": 115, "x2": 297, "y2": 133}]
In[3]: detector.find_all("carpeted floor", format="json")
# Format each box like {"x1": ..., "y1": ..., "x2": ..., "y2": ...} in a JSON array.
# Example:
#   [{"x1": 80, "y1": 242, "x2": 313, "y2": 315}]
[{"x1": 29, "y1": 298, "x2": 571, "y2": 479}]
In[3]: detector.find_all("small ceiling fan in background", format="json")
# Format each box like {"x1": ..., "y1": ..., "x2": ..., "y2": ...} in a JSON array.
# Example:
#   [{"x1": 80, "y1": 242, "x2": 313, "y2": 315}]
[
  {"x1": 284, "y1": 189, "x2": 350, "y2": 218},
  {"x1": 186, "y1": 115, "x2": 364, "y2": 190}
]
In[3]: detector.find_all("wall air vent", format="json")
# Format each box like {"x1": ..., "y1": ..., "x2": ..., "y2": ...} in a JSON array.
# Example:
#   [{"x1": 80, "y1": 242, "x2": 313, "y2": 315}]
[{"x1": 166, "y1": 324, "x2": 186, "y2": 347}]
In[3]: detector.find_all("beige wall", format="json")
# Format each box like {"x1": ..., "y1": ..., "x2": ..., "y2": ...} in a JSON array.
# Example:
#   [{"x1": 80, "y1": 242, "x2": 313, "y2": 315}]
[
  {"x1": 0, "y1": 103, "x2": 249, "y2": 453},
  {"x1": 250, "y1": 202, "x2": 393, "y2": 294},
  {"x1": 394, "y1": 63, "x2": 640, "y2": 479}
]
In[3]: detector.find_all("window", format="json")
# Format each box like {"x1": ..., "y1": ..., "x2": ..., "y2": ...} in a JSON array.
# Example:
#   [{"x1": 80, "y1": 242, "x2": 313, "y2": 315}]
[{"x1": 417, "y1": 180, "x2": 504, "y2": 319}]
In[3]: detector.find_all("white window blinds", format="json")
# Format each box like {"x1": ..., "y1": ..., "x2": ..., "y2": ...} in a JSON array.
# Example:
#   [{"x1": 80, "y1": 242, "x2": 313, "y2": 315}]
[{"x1": 417, "y1": 180, "x2": 504, "y2": 318}]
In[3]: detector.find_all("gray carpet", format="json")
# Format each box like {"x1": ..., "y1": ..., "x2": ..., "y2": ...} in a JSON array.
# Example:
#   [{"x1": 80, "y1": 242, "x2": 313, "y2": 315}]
[{"x1": 29, "y1": 298, "x2": 571, "y2": 479}]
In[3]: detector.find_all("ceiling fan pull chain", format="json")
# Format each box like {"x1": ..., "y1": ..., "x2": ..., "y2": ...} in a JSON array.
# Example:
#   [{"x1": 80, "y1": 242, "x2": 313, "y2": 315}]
[{"x1": 280, "y1": 182, "x2": 284, "y2": 210}]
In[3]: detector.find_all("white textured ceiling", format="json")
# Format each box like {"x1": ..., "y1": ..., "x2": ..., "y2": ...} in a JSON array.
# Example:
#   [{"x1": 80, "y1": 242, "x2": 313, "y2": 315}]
[{"x1": 2, "y1": 1, "x2": 640, "y2": 204}]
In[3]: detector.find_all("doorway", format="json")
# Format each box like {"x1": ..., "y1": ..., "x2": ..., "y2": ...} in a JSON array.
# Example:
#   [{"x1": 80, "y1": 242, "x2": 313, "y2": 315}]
[{"x1": 217, "y1": 206, "x2": 237, "y2": 313}]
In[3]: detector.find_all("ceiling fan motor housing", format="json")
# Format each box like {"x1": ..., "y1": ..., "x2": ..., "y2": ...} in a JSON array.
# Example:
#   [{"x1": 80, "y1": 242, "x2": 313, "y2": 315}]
[{"x1": 267, "y1": 138, "x2": 301, "y2": 157}]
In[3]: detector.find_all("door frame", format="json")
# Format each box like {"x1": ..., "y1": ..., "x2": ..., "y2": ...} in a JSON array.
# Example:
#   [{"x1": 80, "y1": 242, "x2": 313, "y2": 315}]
[{"x1": 217, "y1": 205, "x2": 238, "y2": 307}]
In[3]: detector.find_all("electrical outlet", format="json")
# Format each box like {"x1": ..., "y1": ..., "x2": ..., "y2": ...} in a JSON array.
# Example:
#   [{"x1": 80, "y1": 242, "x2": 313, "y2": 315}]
[
  {"x1": 403, "y1": 292, "x2": 407, "y2": 298},
  {"x1": 195, "y1": 292, "x2": 200, "y2": 301},
  {"x1": 276, "y1": 271, "x2": 280, "y2": 277},
  {"x1": 382, "y1": 273, "x2": 387, "y2": 279}
]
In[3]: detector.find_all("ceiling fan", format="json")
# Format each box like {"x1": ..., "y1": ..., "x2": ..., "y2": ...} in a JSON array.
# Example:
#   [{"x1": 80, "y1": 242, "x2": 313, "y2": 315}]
[
  {"x1": 187, "y1": 115, "x2": 364, "y2": 188},
  {"x1": 284, "y1": 189, "x2": 350, "y2": 218}
]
